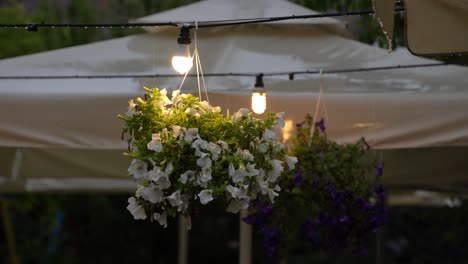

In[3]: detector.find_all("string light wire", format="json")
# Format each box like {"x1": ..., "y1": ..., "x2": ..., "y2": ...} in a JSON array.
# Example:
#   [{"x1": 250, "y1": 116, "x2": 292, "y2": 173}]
[
  {"x1": 0, "y1": 63, "x2": 447, "y2": 80},
  {"x1": 0, "y1": 8, "x2": 406, "y2": 30}
]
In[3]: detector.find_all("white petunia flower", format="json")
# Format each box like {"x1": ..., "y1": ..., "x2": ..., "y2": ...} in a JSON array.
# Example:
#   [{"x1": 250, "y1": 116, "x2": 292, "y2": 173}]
[
  {"x1": 267, "y1": 159, "x2": 284, "y2": 183},
  {"x1": 179, "y1": 170, "x2": 196, "y2": 184},
  {"x1": 171, "y1": 90, "x2": 181, "y2": 105},
  {"x1": 211, "y1": 106, "x2": 222, "y2": 113},
  {"x1": 197, "y1": 154, "x2": 212, "y2": 168},
  {"x1": 198, "y1": 166, "x2": 213, "y2": 183},
  {"x1": 228, "y1": 163, "x2": 248, "y2": 183},
  {"x1": 216, "y1": 140, "x2": 229, "y2": 150},
  {"x1": 198, "y1": 101, "x2": 210, "y2": 113},
  {"x1": 267, "y1": 187, "x2": 279, "y2": 203},
  {"x1": 167, "y1": 190, "x2": 183, "y2": 207},
  {"x1": 285, "y1": 156, "x2": 298, "y2": 170},
  {"x1": 245, "y1": 163, "x2": 260, "y2": 177},
  {"x1": 226, "y1": 198, "x2": 250, "y2": 213},
  {"x1": 226, "y1": 185, "x2": 240, "y2": 198},
  {"x1": 165, "y1": 162, "x2": 174, "y2": 175},
  {"x1": 172, "y1": 125, "x2": 185, "y2": 138},
  {"x1": 178, "y1": 194, "x2": 190, "y2": 212},
  {"x1": 232, "y1": 108, "x2": 250, "y2": 122},
  {"x1": 272, "y1": 112, "x2": 285, "y2": 130},
  {"x1": 147, "y1": 134, "x2": 163, "y2": 152},
  {"x1": 184, "y1": 128, "x2": 199, "y2": 142},
  {"x1": 198, "y1": 190, "x2": 214, "y2": 205},
  {"x1": 156, "y1": 176, "x2": 171, "y2": 190},
  {"x1": 229, "y1": 163, "x2": 236, "y2": 177},
  {"x1": 159, "y1": 89, "x2": 172, "y2": 106},
  {"x1": 153, "y1": 212, "x2": 167, "y2": 228},
  {"x1": 256, "y1": 180, "x2": 280, "y2": 203},
  {"x1": 256, "y1": 141, "x2": 268, "y2": 153},
  {"x1": 257, "y1": 168, "x2": 266, "y2": 180},
  {"x1": 136, "y1": 184, "x2": 164, "y2": 203},
  {"x1": 208, "y1": 142, "x2": 222, "y2": 161},
  {"x1": 273, "y1": 141, "x2": 286, "y2": 152},
  {"x1": 226, "y1": 185, "x2": 248, "y2": 199},
  {"x1": 125, "y1": 99, "x2": 137, "y2": 117},
  {"x1": 128, "y1": 159, "x2": 148, "y2": 179},
  {"x1": 233, "y1": 169, "x2": 249, "y2": 183},
  {"x1": 130, "y1": 144, "x2": 139, "y2": 153},
  {"x1": 264, "y1": 129, "x2": 276, "y2": 142},
  {"x1": 148, "y1": 167, "x2": 171, "y2": 190},
  {"x1": 185, "y1": 107, "x2": 200, "y2": 117},
  {"x1": 127, "y1": 197, "x2": 147, "y2": 220},
  {"x1": 192, "y1": 138, "x2": 209, "y2": 152},
  {"x1": 144, "y1": 186, "x2": 164, "y2": 203},
  {"x1": 236, "y1": 149, "x2": 254, "y2": 161}
]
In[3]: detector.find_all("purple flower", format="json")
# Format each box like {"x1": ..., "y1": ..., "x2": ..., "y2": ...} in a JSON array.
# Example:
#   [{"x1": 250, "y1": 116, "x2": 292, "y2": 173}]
[
  {"x1": 256, "y1": 201, "x2": 273, "y2": 215},
  {"x1": 242, "y1": 215, "x2": 257, "y2": 225},
  {"x1": 315, "y1": 212, "x2": 326, "y2": 225},
  {"x1": 260, "y1": 226, "x2": 279, "y2": 258},
  {"x1": 355, "y1": 197, "x2": 375, "y2": 211},
  {"x1": 293, "y1": 170, "x2": 303, "y2": 186},
  {"x1": 375, "y1": 184, "x2": 386, "y2": 203},
  {"x1": 339, "y1": 215, "x2": 350, "y2": 224},
  {"x1": 324, "y1": 183, "x2": 334, "y2": 193},
  {"x1": 375, "y1": 161, "x2": 384, "y2": 177},
  {"x1": 315, "y1": 118, "x2": 326, "y2": 133}
]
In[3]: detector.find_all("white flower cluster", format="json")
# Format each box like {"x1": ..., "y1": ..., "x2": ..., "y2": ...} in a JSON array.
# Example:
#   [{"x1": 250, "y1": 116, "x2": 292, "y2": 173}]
[{"x1": 123, "y1": 88, "x2": 297, "y2": 228}]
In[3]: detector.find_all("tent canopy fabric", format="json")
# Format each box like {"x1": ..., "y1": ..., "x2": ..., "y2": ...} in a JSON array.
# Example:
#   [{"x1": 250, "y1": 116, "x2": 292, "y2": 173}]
[
  {"x1": 0, "y1": 0, "x2": 468, "y2": 202},
  {"x1": 134, "y1": 0, "x2": 347, "y2": 32}
]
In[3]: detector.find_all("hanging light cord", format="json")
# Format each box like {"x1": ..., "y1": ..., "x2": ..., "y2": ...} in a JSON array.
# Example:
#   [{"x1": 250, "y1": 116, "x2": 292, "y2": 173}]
[
  {"x1": 0, "y1": 8, "x2": 405, "y2": 30},
  {"x1": 0, "y1": 62, "x2": 447, "y2": 80}
]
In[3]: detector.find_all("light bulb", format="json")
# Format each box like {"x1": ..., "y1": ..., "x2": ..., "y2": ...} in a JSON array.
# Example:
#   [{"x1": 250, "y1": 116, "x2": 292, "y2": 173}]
[
  {"x1": 251, "y1": 91, "x2": 266, "y2": 114},
  {"x1": 172, "y1": 44, "x2": 193, "y2": 74}
]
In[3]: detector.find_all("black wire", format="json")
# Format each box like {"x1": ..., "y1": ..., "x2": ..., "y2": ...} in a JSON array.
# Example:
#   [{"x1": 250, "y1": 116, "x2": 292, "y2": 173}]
[
  {"x1": 0, "y1": 63, "x2": 446, "y2": 80},
  {"x1": 192, "y1": 7, "x2": 406, "y2": 29},
  {"x1": 0, "y1": 8, "x2": 406, "y2": 29}
]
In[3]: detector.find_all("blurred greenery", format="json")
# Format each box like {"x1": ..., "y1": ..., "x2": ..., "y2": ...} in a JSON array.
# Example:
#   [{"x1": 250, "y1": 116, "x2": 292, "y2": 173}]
[
  {"x1": 2, "y1": 194, "x2": 468, "y2": 263},
  {"x1": 2, "y1": 194, "x2": 239, "y2": 264}
]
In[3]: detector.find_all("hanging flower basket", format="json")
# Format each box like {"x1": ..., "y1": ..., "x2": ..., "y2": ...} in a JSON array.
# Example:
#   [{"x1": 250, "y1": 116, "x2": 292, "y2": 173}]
[
  {"x1": 119, "y1": 88, "x2": 296, "y2": 228},
  {"x1": 244, "y1": 115, "x2": 388, "y2": 258}
]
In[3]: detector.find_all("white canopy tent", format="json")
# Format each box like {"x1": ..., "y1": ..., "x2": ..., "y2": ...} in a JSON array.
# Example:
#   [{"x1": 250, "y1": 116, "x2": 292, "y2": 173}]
[{"x1": 1, "y1": 0, "x2": 468, "y2": 202}]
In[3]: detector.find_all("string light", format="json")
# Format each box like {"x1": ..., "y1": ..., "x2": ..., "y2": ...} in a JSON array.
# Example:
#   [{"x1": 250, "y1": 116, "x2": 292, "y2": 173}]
[
  {"x1": 171, "y1": 26, "x2": 193, "y2": 74},
  {"x1": 0, "y1": 63, "x2": 448, "y2": 80},
  {"x1": 251, "y1": 74, "x2": 266, "y2": 114}
]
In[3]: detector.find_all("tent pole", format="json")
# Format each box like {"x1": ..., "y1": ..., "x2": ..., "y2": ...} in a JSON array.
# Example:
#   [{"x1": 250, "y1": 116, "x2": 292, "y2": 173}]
[
  {"x1": 376, "y1": 228, "x2": 383, "y2": 264},
  {"x1": 178, "y1": 216, "x2": 188, "y2": 264},
  {"x1": 1, "y1": 201, "x2": 19, "y2": 264},
  {"x1": 239, "y1": 210, "x2": 252, "y2": 264}
]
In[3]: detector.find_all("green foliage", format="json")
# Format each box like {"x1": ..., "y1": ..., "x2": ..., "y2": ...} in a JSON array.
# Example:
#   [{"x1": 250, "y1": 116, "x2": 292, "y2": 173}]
[{"x1": 0, "y1": 3, "x2": 47, "y2": 58}]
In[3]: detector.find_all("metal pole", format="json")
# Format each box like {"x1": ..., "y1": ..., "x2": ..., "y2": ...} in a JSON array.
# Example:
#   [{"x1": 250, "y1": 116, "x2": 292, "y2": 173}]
[
  {"x1": 178, "y1": 216, "x2": 188, "y2": 264},
  {"x1": 239, "y1": 210, "x2": 252, "y2": 264},
  {"x1": 376, "y1": 228, "x2": 383, "y2": 264}
]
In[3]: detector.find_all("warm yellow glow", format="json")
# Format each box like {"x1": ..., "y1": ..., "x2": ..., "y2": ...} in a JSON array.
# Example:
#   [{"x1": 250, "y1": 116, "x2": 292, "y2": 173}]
[
  {"x1": 282, "y1": 119, "x2": 294, "y2": 143},
  {"x1": 251, "y1": 92, "x2": 266, "y2": 114},
  {"x1": 171, "y1": 44, "x2": 193, "y2": 74}
]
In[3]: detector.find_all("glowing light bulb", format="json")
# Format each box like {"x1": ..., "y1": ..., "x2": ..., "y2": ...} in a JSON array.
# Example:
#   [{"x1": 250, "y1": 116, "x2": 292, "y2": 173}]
[
  {"x1": 172, "y1": 44, "x2": 193, "y2": 74},
  {"x1": 251, "y1": 74, "x2": 266, "y2": 114},
  {"x1": 251, "y1": 90, "x2": 266, "y2": 114}
]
